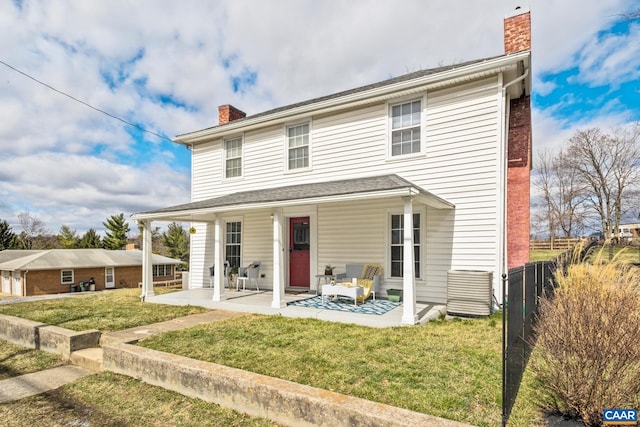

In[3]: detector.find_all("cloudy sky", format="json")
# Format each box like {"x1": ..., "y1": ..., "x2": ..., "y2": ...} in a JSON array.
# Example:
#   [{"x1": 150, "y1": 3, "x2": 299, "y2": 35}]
[{"x1": 1, "y1": 0, "x2": 638, "y2": 237}]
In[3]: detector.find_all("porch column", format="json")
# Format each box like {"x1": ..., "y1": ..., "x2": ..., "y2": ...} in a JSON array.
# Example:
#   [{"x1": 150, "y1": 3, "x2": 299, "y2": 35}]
[
  {"x1": 212, "y1": 215, "x2": 226, "y2": 301},
  {"x1": 272, "y1": 209, "x2": 286, "y2": 308},
  {"x1": 401, "y1": 197, "x2": 417, "y2": 325},
  {"x1": 141, "y1": 219, "x2": 155, "y2": 300}
]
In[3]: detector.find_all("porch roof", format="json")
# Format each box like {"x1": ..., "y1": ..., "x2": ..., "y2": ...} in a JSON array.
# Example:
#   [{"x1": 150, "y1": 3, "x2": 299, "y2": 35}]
[{"x1": 132, "y1": 174, "x2": 454, "y2": 222}]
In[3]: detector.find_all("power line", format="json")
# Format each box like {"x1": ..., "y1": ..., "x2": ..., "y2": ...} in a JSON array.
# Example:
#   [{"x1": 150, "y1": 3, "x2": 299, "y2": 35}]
[{"x1": 0, "y1": 59, "x2": 173, "y2": 142}]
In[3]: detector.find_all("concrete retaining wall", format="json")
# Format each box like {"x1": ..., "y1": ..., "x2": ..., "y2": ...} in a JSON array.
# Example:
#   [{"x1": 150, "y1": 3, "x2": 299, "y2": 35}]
[
  {"x1": 0, "y1": 314, "x2": 101, "y2": 358},
  {"x1": 103, "y1": 342, "x2": 470, "y2": 427}
]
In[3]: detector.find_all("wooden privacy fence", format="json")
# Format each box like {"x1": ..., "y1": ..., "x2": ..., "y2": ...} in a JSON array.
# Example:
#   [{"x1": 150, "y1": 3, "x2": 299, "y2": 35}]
[{"x1": 529, "y1": 238, "x2": 582, "y2": 251}]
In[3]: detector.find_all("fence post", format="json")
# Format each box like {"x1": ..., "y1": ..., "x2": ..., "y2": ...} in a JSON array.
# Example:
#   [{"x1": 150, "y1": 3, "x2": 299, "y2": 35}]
[{"x1": 501, "y1": 272, "x2": 508, "y2": 427}]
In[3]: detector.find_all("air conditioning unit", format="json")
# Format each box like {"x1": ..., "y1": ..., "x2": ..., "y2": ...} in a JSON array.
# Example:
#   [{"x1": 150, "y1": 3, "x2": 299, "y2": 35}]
[{"x1": 447, "y1": 270, "x2": 493, "y2": 316}]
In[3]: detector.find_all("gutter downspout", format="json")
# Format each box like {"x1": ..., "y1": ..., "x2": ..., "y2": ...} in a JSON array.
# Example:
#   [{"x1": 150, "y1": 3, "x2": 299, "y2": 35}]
[
  {"x1": 23, "y1": 270, "x2": 28, "y2": 297},
  {"x1": 498, "y1": 65, "x2": 529, "y2": 304}
]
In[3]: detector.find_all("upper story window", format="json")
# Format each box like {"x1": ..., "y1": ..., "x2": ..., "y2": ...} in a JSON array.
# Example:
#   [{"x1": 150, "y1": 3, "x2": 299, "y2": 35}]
[
  {"x1": 390, "y1": 100, "x2": 422, "y2": 156},
  {"x1": 225, "y1": 136, "x2": 242, "y2": 178},
  {"x1": 287, "y1": 123, "x2": 309, "y2": 170}
]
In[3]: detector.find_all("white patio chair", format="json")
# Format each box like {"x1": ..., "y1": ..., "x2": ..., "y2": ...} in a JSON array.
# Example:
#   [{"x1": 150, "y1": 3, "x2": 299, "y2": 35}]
[{"x1": 237, "y1": 262, "x2": 261, "y2": 291}]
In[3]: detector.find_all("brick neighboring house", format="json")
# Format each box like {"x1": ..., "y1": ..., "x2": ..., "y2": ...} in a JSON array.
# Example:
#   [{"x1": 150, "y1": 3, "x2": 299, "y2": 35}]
[
  {"x1": 133, "y1": 9, "x2": 532, "y2": 323},
  {"x1": 0, "y1": 249, "x2": 181, "y2": 296}
]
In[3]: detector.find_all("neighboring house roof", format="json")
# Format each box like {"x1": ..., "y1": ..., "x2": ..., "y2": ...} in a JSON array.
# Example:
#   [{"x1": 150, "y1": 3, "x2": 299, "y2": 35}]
[
  {"x1": 133, "y1": 174, "x2": 454, "y2": 221},
  {"x1": 0, "y1": 249, "x2": 182, "y2": 272},
  {"x1": 174, "y1": 51, "x2": 530, "y2": 143}
]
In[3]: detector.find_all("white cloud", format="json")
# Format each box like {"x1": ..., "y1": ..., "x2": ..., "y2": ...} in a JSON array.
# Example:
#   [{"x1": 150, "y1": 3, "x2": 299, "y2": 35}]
[
  {"x1": 0, "y1": 0, "x2": 638, "y2": 236},
  {"x1": 574, "y1": 22, "x2": 640, "y2": 87}
]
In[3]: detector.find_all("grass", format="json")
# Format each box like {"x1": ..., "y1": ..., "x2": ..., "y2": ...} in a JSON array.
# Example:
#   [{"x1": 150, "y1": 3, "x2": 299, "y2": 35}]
[
  {"x1": 0, "y1": 371, "x2": 279, "y2": 427},
  {"x1": 0, "y1": 288, "x2": 208, "y2": 332},
  {"x1": 0, "y1": 340, "x2": 65, "y2": 381},
  {"x1": 139, "y1": 312, "x2": 543, "y2": 427},
  {"x1": 529, "y1": 249, "x2": 564, "y2": 262}
]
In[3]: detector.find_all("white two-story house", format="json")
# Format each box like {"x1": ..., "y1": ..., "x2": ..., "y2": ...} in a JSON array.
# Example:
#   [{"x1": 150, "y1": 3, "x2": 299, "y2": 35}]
[{"x1": 133, "y1": 9, "x2": 532, "y2": 324}]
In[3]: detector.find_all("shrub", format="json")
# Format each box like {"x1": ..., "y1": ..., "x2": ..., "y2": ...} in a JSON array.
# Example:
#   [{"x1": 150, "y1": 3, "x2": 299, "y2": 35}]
[{"x1": 530, "y1": 262, "x2": 640, "y2": 426}]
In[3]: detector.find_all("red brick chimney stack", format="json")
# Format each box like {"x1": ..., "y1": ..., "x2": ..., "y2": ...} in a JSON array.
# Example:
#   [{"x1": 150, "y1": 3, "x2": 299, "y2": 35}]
[
  {"x1": 218, "y1": 104, "x2": 246, "y2": 125},
  {"x1": 504, "y1": 7, "x2": 532, "y2": 269},
  {"x1": 504, "y1": 7, "x2": 531, "y2": 54}
]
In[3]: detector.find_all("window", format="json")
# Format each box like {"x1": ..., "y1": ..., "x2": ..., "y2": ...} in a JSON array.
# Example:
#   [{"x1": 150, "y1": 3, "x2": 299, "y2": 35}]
[
  {"x1": 287, "y1": 123, "x2": 309, "y2": 170},
  {"x1": 390, "y1": 213, "x2": 421, "y2": 278},
  {"x1": 225, "y1": 137, "x2": 242, "y2": 178},
  {"x1": 153, "y1": 265, "x2": 173, "y2": 277},
  {"x1": 225, "y1": 221, "x2": 242, "y2": 268},
  {"x1": 61, "y1": 269, "x2": 74, "y2": 284},
  {"x1": 390, "y1": 99, "x2": 422, "y2": 156}
]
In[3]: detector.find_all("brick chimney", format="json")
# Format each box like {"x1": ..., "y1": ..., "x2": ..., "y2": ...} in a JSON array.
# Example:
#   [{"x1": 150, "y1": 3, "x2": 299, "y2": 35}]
[
  {"x1": 218, "y1": 104, "x2": 246, "y2": 125},
  {"x1": 504, "y1": 7, "x2": 531, "y2": 54},
  {"x1": 505, "y1": 7, "x2": 532, "y2": 269}
]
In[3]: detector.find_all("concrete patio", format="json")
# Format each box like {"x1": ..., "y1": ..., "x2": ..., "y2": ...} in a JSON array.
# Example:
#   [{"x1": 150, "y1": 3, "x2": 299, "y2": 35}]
[{"x1": 146, "y1": 288, "x2": 446, "y2": 328}]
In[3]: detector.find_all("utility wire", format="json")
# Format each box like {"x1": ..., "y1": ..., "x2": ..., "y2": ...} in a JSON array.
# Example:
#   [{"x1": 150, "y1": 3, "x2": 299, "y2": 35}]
[{"x1": 0, "y1": 59, "x2": 173, "y2": 142}]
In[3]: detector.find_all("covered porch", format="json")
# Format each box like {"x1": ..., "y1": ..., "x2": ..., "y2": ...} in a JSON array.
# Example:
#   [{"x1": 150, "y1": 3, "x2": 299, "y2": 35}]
[
  {"x1": 145, "y1": 287, "x2": 446, "y2": 328},
  {"x1": 132, "y1": 174, "x2": 455, "y2": 326}
]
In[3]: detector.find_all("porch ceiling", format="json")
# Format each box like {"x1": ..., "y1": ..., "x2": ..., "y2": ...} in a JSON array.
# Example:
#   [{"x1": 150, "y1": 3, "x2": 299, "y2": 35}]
[{"x1": 132, "y1": 174, "x2": 454, "y2": 222}]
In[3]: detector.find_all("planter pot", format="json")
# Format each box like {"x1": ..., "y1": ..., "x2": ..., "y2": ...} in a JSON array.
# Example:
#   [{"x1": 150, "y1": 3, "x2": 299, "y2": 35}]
[
  {"x1": 324, "y1": 268, "x2": 333, "y2": 276},
  {"x1": 89, "y1": 284, "x2": 96, "y2": 291},
  {"x1": 387, "y1": 289, "x2": 402, "y2": 302},
  {"x1": 228, "y1": 274, "x2": 237, "y2": 289}
]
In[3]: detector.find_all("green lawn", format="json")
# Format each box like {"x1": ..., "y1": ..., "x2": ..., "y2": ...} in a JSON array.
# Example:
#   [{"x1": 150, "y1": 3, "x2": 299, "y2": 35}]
[
  {"x1": 140, "y1": 313, "x2": 543, "y2": 427},
  {"x1": 529, "y1": 249, "x2": 564, "y2": 262},
  {"x1": 0, "y1": 288, "x2": 208, "y2": 332},
  {"x1": 0, "y1": 288, "x2": 545, "y2": 425},
  {"x1": 0, "y1": 371, "x2": 279, "y2": 427},
  {"x1": 0, "y1": 340, "x2": 65, "y2": 381}
]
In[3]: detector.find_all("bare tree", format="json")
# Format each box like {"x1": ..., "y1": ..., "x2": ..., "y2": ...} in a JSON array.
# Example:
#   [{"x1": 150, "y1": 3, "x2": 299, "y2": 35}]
[
  {"x1": 620, "y1": 8, "x2": 640, "y2": 19},
  {"x1": 16, "y1": 211, "x2": 49, "y2": 249},
  {"x1": 565, "y1": 126, "x2": 640, "y2": 240},
  {"x1": 534, "y1": 149, "x2": 588, "y2": 241}
]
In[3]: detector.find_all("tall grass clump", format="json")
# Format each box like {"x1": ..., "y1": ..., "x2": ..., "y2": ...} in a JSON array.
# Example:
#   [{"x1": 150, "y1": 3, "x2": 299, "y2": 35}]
[{"x1": 530, "y1": 261, "x2": 640, "y2": 426}]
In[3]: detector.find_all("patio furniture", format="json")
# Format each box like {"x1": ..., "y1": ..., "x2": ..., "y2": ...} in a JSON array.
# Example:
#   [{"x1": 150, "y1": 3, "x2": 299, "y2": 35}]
[
  {"x1": 315, "y1": 274, "x2": 336, "y2": 295},
  {"x1": 322, "y1": 283, "x2": 364, "y2": 306},
  {"x1": 335, "y1": 263, "x2": 382, "y2": 302},
  {"x1": 237, "y1": 262, "x2": 261, "y2": 291}
]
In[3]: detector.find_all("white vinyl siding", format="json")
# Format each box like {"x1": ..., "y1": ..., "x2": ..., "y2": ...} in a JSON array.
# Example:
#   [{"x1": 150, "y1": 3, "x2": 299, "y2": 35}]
[
  {"x1": 287, "y1": 123, "x2": 310, "y2": 170},
  {"x1": 61, "y1": 269, "x2": 74, "y2": 284},
  {"x1": 189, "y1": 76, "x2": 501, "y2": 299},
  {"x1": 224, "y1": 136, "x2": 242, "y2": 178}
]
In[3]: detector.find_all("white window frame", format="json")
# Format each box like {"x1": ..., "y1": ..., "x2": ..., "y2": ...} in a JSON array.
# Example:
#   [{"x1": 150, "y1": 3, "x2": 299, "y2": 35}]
[
  {"x1": 153, "y1": 264, "x2": 173, "y2": 277},
  {"x1": 385, "y1": 207, "x2": 425, "y2": 280},
  {"x1": 224, "y1": 217, "x2": 243, "y2": 269},
  {"x1": 284, "y1": 119, "x2": 312, "y2": 172},
  {"x1": 223, "y1": 135, "x2": 243, "y2": 179},
  {"x1": 61, "y1": 269, "x2": 74, "y2": 284},
  {"x1": 386, "y1": 95, "x2": 426, "y2": 160}
]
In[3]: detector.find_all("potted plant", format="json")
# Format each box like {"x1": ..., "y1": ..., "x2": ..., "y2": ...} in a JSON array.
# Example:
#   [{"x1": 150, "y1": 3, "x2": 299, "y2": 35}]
[
  {"x1": 324, "y1": 265, "x2": 334, "y2": 275},
  {"x1": 228, "y1": 266, "x2": 239, "y2": 289}
]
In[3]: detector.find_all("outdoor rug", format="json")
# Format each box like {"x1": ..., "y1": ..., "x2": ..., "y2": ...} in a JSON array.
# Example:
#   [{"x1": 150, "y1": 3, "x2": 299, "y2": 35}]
[{"x1": 287, "y1": 296, "x2": 400, "y2": 316}]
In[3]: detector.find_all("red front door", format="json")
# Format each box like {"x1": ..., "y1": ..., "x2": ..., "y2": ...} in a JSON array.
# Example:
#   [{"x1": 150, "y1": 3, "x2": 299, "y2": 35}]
[{"x1": 289, "y1": 217, "x2": 310, "y2": 287}]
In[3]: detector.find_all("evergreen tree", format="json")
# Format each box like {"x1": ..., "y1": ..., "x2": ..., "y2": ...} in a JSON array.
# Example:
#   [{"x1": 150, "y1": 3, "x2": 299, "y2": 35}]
[
  {"x1": 78, "y1": 228, "x2": 103, "y2": 248},
  {"x1": 58, "y1": 225, "x2": 79, "y2": 248},
  {"x1": 0, "y1": 219, "x2": 16, "y2": 250},
  {"x1": 162, "y1": 222, "x2": 189, "y2": 264},
  {"x1": 102, "y1": 213, "x2": 130, "y2": 250}
]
